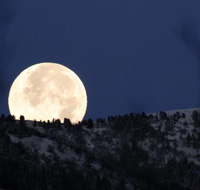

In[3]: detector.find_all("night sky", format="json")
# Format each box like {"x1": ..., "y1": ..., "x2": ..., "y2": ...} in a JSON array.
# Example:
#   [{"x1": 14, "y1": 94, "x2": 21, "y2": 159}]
[{"x1": 1, "y1": 0, "x2": 200, "y2": 121}]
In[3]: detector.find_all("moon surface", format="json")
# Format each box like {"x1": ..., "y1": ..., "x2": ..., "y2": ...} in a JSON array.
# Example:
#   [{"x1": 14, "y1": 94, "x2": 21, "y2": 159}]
[{"x1": 8, "y1": 62, "x2": 87, "y2": 123}]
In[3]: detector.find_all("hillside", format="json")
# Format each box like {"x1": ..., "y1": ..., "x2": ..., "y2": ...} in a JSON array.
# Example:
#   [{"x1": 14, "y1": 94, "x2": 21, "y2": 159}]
[{"x1": 0, "y1": 108, "x2": 200, "y2": 190}]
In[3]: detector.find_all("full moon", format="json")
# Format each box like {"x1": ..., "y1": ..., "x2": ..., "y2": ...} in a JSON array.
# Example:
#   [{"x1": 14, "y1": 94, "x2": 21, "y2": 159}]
[{"x1": 8, "y1": 62, "x2": 87, "y2": 123}]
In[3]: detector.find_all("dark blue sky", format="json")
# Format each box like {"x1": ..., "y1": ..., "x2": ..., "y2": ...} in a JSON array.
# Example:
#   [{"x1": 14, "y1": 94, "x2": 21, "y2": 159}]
[{"x1": 1, "y1": 0, "x2": 200, "y2": 120}]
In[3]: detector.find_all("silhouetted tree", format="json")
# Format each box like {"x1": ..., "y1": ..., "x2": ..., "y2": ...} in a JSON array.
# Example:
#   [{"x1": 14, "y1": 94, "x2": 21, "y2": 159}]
[
  {"x1": 96, "y1": 118, "x2": 105, "y2": 125},
  {"x1": 33, "y1": 119, "x2": 37, "y2": 127},
  {"x1": 87, "y1": 118, "x2": 94, "y2": 128},
  {"x1": 182, "y1": 113, "x2": 186, "y2": 118},
  {"x1": 0, "y1": 114, "x2": 5, "y2": 122},
  {"x1": 54, "y1": 119, "x2": 61, "y2": 128},
  {"x1": 160, "y1": 111, "x2": 168, "y2": 120},
  {"x1": 192, "y1": 110, "x2": 200, "y2": 128},
  {"x1": 64, "y1": 118, "x2": 72, "y2": 128},
  {"x1": 19, "y1": 115, "x2": 25, "y2": 127},
  {"x1": 5, "y1": 114, "x2": 15, "y2": 123}
]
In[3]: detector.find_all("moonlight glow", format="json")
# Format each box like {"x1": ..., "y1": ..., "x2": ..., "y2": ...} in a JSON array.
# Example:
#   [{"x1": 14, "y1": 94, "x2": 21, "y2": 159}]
[{"x1": 8, "y1": 62, "x2": 87, "y2": 123}]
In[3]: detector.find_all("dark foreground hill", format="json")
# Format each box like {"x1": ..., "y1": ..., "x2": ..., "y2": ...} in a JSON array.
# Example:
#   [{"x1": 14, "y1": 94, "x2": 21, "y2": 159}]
[{"x1": 0, "y1": 108, "x2": 200, "y2": 190}]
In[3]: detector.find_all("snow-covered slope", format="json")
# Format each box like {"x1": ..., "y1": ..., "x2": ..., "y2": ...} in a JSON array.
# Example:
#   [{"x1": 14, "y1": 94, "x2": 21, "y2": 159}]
[
  {"x1": 1, "y1": 108, "x2": 200, "y2": 190},
  {"x1": 139, "y1": 108, "x2": 200, "y2": 166}
]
